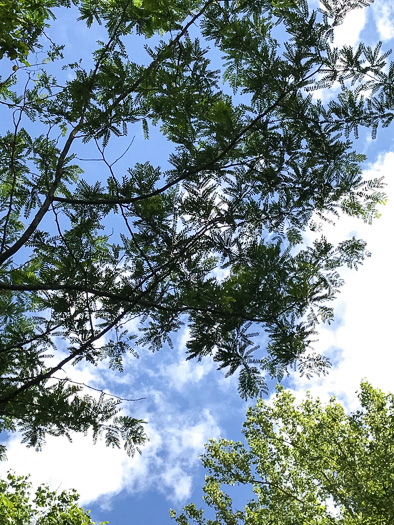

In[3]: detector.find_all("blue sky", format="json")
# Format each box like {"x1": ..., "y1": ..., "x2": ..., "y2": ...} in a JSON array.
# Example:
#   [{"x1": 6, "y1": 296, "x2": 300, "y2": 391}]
[{"x1": 1, "y1": 1, "x2": 394, "y2": 523}]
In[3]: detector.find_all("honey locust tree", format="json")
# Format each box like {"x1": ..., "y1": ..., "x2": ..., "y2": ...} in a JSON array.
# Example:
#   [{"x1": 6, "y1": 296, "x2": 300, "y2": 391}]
[
  {"x1": 0, "y1": 471, "x2": 107, "y2": 524},
  {"x1": 171, "y1": 381, "x2": 394, "y2": 525},
  {"x1": 0, "y1": 0, "x2": 391, "y2": 454}
]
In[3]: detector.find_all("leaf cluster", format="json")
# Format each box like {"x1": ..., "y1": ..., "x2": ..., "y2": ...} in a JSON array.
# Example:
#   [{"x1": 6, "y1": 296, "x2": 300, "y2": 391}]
[
  {"x1": 171, "y1": 381, "x2": 394, "y2": 524},
  {"x1": 0, "y1": 471, "x2": 107, "y2": 524}
]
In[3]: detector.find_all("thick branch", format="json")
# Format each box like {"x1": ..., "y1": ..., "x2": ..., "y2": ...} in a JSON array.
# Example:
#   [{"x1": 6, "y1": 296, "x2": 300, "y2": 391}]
[
  {"x1": 0, "y1": 3, "x2": 131, "y2": 266},
  {"x1": 0, "y1": 281, "x2": 301, "y2": 325},
  {"x1": 0, "y1": 125, "x2": 80, "y2": 265},
  {"x1": 0, "y1": 322, "x2": 62, "y2": 354},
  {"x1": 0, "y1": 306, "x2": 128, "y2": 408}
]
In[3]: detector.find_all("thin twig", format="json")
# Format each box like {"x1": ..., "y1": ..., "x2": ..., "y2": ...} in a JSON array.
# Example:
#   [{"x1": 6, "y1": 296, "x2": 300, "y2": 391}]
[{"x1": 52, "y1": 376, "x2": 146, "y2": 402}]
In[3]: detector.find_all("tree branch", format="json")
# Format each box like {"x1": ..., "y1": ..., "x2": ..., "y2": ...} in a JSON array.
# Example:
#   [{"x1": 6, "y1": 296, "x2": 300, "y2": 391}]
[
  {"x1": 52, "y1": 93, "x2": 289, "y2": 207},
  {"x1": 0, "y1": 281, "x2": 303, "y2": 326},
  {"x1": 0, "y1": 124, "x2": 80, "y2": 265},
  {"x1": 237, "y1": 476, "x2": 306, "y2": 505},
  {"x1": 51, "y1": 376, "x2": 146, "y2": 402},
  {"x1": 0, "y1": 322, "x2": 62, "y2": 354}
]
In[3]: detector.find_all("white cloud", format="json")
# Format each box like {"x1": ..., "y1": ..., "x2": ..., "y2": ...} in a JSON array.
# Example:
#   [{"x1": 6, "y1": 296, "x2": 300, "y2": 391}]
[
  {"x1": 161, "y1": 467, "x2": 192, "y2": 502},
  {"x1": 176, "y1": 412, "x2": 218, "y2": 456},
  {"x1": 372, "y1": 0, "x2": 394, "y2": 41},
  {"x1": 289, "y1": 151, "x2": 394, "y2": 409},
  {"x1": 0, "y1": 431, "x2": 129, "y2": 504},
  {"x1": 333, "y1": 6, "x2": 367, "y2": 48},
  {"x1": 0, "y1": 316, "x2": 224, "y2": 509},
  {"x1": 159, "y1": 327, "x2": 215, "y2": 392},
  {"x1": 165, "y1": 357, "x2": 214, "y2": 391},
  {"x1": 210, "y1": 266, "x2": 230, "y2": 282},
  {"x1": 312, "y1": 3, "x2": 367, "y2": 103},
  {"x1": 311, "y1": 83, "x2": 340, "y2": 104},
  {"x1": 0, "y1": 389, "x2": 221, "y2": 507}
]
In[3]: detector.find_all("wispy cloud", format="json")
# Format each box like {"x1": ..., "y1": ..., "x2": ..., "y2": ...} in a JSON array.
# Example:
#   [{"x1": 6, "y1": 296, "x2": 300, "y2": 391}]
[
  {"x1": 0, "y1": 398, "x2": 221, "y2": 506},
  {"x1": 371, "y1": 0, "x2": 394, "y2": 41},
  {"x1": 0, "y1": 332, "x2": 223, "y2": 508}
]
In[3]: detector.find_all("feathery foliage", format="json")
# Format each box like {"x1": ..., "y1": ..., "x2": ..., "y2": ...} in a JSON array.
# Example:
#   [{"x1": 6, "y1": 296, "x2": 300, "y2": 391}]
[{"x1": 0, "y1": 0, "x2": 391, "y2": 452}]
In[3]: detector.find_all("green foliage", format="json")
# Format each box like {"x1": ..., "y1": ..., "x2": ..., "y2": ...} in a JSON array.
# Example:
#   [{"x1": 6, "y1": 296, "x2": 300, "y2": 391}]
[
  {"x1": 0, "y1": 0, "x2": 391, "y2": 452},
  {"x1": 0, "y1": 471, "x2": 107, "y2": 524},
  {"x1": 171, "y1": 381, "x2": 394, "y2": 524},
  {"x1": 0, "y1": 0, "x2": 74, "y2": 62}
]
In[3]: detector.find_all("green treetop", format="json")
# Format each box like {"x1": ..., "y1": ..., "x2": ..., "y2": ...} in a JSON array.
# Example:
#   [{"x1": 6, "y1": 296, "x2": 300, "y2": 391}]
[
  {"x1": 171, "y1": 381, "x2": 394, "y2": 524},
  {"x1": 0, "y1": 471, "x2": 107, "y2": 524},
  {"x1": 0, "y1": 0, "x2": 391, "y2": 453}
]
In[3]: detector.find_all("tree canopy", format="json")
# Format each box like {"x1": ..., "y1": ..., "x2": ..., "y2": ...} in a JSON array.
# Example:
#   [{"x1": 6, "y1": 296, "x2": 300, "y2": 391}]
[
  {"x1": 0, "y1": 0, "x2": 66, "y2": 61},
  {"x1": 0, "y1": 471, "x2": 106, "y2": 524},
  {"x1": 171, "y1": 381, "x2": 394, "y2": 524},
  {"x1": 0, "y1": 0, "x2": 391, "y2": 453}
]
